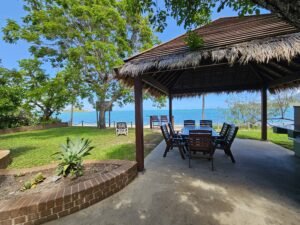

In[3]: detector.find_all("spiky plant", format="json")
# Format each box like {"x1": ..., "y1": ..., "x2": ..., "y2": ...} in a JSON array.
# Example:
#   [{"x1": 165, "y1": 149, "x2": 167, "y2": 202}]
[{"x1": 54, "y1": 137, "x2": 94, "y2": 178}]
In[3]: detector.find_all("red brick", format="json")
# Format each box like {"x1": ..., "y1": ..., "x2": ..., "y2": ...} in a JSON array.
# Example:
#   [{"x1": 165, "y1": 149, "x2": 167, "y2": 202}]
[
  {"x1": 58, "y1": 210, "x2": 69, "y2": 218},
  {"x1": 46, "y1": 214, "x2": 58, "y2": 221},
  {"x1": 69, "y1": 206, "x2": 79, "y2": 214},
  {"x1": 64, "y1": 202, "x2": 73, "y2": 210},
  {"x1": 39, "y1": 209, "x2": 52, "y2": 218},
  {"x1": 0, "y1": 219, "x2": 12, "y2": 225},
  {"x1": 27, "y1": 213, "x2": 39, "y2": 221},
  {"x1": 52, "y1": 206, "x2": 63, "y2": 214},
  {"x1": 14, "y1": 215, "x2": 26, "y2": 224},
  {"x1": 0, "y1": 211, "x2": 10, "y2": 221}
]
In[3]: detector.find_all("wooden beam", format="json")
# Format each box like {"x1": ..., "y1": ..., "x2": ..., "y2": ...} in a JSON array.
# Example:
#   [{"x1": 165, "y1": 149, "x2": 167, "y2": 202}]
[
  {"x1": 164, "y1": 71, "x2": 182, "y2": 88},
  {"x1": 142, "y1": 75, "x2": 169, "y2": 95},
  {"x1": 289, "y1": 61, "x2": 300, "y2": 69},
  {"x1": 261, "y1": 85, "x2": 267, "y2": 141},
  {"x1": 269, "y1": 62, "x2": 294, "y2": 76},
  {"x1": 249, "y1": 64, "x2": 264, "y2": 82},
  {"x1": 134, "y1": 76, "x2": 144, "y2": 171},
  {"x1": 167, "y1": 71, "x2": 184, "y2": 89},
  {"x1": 171, "y1": 83, "x2": 262, "y2": 95},
  {"x1": 258, "y1": 70, "x2": 275, "y2": 81},
  {"x1": 269, "y1": 72, "x2": 300, "y2": 88},
  {"x1": 169, "y1": 95, "x2": 173, "y2": 126},
  {"x1": 256, "y1": 64, "x2": 283, "y2": 78}
]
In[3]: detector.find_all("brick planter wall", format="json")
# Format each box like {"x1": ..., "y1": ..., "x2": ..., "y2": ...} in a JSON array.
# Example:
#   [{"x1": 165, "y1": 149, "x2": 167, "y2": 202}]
[
  {"x1": 0, "y1": 123, "x2": 68, "y2": 135},
  {"x1": 0, "y1": 160, "x2": 137, "y2": 225}
]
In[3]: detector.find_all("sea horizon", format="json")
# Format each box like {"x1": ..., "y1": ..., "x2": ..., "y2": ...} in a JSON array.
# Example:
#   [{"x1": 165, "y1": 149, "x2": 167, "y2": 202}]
[{"x1": 58, "y1": 108, "x2": 294, "y2": 126}]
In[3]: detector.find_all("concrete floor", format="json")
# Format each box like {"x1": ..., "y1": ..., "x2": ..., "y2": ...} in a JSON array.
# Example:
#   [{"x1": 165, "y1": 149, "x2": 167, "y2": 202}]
[{"x1": 47, "y1": 139, "x2": 300, "y2": 225}]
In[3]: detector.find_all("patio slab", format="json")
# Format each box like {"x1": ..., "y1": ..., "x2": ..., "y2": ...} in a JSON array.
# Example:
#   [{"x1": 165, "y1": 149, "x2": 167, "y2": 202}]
[{"x1": 46, "y1": 139, "x2": 300, "y2": 225}]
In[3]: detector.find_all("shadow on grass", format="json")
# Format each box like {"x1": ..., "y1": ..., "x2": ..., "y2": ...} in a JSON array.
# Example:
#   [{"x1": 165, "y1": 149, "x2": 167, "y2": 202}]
[
  {"x1": 9, "y1": 146, "x2": 38, "y2": 159},
  {"x1": 104, "y1": 132, "x2": 163, "y2": 161}
]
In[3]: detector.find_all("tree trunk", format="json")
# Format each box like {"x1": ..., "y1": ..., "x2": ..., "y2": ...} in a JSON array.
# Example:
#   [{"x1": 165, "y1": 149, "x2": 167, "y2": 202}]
[
  {"x1": 99, "y1": 109, "x2": 106, "y2": 129},
  {"x1": 252, "y1": 0, "x2": 300, "y2": 29}
]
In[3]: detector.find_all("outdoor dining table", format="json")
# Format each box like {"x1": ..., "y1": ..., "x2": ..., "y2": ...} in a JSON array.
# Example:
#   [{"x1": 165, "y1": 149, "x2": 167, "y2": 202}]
[{"x1": 180, "y1": 126, "x2": 220, "y2": 138}]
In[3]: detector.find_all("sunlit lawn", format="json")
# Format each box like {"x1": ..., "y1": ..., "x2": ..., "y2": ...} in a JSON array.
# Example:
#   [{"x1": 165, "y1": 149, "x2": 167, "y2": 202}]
[
  {"x1": 0, "y1": 127, "x2": 163, "y2": 169},
  {"x1": 237, "y1": 128, "x2": 293, "y2": 150}
]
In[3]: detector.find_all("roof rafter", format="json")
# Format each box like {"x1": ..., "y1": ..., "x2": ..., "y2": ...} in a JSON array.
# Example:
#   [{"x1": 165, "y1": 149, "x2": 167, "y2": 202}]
[{"x1": 142, "y1": 75, "x2": 169, "y2": 95}]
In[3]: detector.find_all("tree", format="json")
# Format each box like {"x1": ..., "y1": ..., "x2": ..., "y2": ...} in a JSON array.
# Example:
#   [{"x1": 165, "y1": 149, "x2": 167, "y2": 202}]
[
  {"x1": 3, "y1": 0, "x2": 158, "y2": 128},
  {"x1": 269, "y1": 90, "x2": 299, "y2": 120},
  {"x1": 0, "y1": 64, "x2": 30, "y2": 128},
  {"x1": 226, "y1": 94, "x2": 261, "y2": 125},
  {"x1": 19, "y1": 59, "x2": 73, "y2": 121},
  {"x1": 130, "y1": 0, "x2": 300, "y2": 31}
]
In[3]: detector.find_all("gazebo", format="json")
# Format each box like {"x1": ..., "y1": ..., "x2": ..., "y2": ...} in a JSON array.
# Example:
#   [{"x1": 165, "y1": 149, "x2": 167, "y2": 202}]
[{"x1": 115, "y1": 14, "x2": 300, "y2": 171}]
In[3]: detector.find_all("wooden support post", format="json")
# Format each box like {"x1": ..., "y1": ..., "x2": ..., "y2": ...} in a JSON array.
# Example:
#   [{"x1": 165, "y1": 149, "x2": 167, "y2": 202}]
[
  {"x1": 261, "y1": 86, "x2": 267, "y2": 141},
  {"x1": 134, "y1": 76, "x2": 144, "y2": 171},
  {"x1": 169, "y1": 95, "x2": 173, "y2": 126},
  {"x1": 202, "y1": 94, "x2": 205, "y2": 120}
]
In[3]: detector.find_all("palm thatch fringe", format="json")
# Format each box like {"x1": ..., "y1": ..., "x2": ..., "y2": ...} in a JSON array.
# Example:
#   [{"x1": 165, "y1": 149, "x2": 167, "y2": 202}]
[{"x1": 120, "y1": 33, "x2": 300, "y2": 77}]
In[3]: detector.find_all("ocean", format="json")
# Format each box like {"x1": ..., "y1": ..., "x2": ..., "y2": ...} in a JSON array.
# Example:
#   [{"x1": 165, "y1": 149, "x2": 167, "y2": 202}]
[{"x1": 57, "y1": 108, "x2": 294, "y2": 127}]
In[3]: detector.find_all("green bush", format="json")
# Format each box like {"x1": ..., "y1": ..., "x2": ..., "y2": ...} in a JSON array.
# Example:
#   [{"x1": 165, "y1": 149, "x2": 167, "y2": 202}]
[
  {"x1": 184, "y1": 30, "x2": 204, "y2": 50},
  {"x1": 54, "y1": 137, "x2": 94, "y2": 178}
]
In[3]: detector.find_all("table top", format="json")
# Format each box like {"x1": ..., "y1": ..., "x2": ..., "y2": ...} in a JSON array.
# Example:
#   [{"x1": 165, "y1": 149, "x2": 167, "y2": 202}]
[{"x1": 181, "y1": 126, "x2": 220, "y2": 137}]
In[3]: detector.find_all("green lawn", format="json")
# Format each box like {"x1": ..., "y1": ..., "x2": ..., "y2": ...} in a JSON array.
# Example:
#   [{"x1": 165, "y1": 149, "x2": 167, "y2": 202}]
[
  {"x1": 237, "y1": 128, "x2": 293, "y2": 150},
  {"x1": 0, "y1": 127, "x2": 163, "y2": 169}
]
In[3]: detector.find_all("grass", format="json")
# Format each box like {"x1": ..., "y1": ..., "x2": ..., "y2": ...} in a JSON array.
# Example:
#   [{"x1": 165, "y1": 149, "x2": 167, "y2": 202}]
[
  {"x1": 0, "y1": 127, "x2": 163, "y2": 169},
  {"x1": 237, "y1": 128, "x2": 293, "y2": 150}
]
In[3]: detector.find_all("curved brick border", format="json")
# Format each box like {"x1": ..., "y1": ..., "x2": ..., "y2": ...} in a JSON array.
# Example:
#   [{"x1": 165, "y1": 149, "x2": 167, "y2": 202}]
[
  {"x1": 0, "y1": 160, "x2": 137, "y2": 225},
  {"x1": 0, "y1": 150, "x2": 11, "y2": 169}
]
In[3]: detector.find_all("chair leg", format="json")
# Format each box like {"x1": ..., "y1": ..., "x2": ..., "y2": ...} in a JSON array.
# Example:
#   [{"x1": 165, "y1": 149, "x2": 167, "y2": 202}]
[
  {"x1": 188, "y1": 150, "x2": 191, "y2": 168},
  {"x1": 182, "y1": 145, "x2": 186, "y2": 154},
  {"x1": 179, "y1": 146, "x2": 185, "y2": 160},
  {"x1": 226, "y1": 148, "x2": 235, "y2": 163},
  {"x1": 163, "y1": 145, "x2": 170, "y2": 157}
]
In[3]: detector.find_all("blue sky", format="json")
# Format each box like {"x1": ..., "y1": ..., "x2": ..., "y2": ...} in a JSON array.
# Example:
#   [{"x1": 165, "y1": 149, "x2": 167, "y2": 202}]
[{"x1": 0, "y1": 0, "x2": 268, "y2": 111}]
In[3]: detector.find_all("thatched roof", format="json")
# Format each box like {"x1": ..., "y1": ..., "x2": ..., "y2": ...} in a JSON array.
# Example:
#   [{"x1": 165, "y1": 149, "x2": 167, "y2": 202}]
[{"x1": 116, "y1": 14, "x2": 300, "y2": 97}]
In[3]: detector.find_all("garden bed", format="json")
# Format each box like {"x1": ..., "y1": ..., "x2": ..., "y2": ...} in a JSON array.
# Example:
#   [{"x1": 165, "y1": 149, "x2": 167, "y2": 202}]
[{"x1": 0, "y1": 160, "x2": 137, "y2": 225}]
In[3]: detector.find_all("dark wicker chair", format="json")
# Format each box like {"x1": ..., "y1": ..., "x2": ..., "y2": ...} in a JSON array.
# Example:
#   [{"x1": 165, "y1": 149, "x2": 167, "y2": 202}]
[
  {"x1": 215, "y1": 125, "x2": 239, "y2": 163},
  {"x1": 184, "y1": 120, "x2": 195, "y2": 126},
  {"x1": 217, "y1": 123, "x2": 230, "y2": 139},
  {"x1": 161, "y1": 124, "x2": 185, "y2": 159},
  {"x1": 150, "y1": 115, "x2": 160, "y2": 128},
  {"x1": 200, "y1": 120, "x2": 213, "y2": 127},
  {"x1": 187, "y1": 132, "x2": 216, "y2": 170},
  {"x1": 160, "y1": 115, "x2": 168, "y2": 124},
  {"x1": 168, "y1": 123, "x2": 181, "y2": 138}
]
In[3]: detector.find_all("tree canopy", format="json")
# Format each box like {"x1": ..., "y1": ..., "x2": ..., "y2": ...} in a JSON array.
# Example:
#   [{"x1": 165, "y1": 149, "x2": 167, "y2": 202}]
[
  {"x1": 130, "y1": 0, "x2": 300, "y2": 31},
  {"x1": 3, "y1": 0, "x2": 159, "y2": 128}
]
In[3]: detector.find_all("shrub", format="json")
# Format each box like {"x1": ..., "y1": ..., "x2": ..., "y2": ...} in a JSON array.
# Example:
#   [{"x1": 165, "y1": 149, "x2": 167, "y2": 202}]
[
  {"x1": 20, "y1": 172, "x2": 46, "y2": 191},
  {"x1": 184, "y1": 30, "x2": 204, "y2": 50},
  {"x1": 54, "y1": 137, "x2": 94, "y2": 178}
]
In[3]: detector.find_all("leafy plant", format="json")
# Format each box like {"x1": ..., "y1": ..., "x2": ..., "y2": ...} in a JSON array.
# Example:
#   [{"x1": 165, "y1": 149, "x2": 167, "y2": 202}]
[
  {"x1": 54, "y1": 137, "x2": 94, "y2": 178},
  {"x1": 33, "y1": 172, "x2": 46, "y2": 184},
  {"x1": 14, "y1": 172, "x2": 25, "y2": 177},
  {"x1": 21, "y1": 181, "x2": 32, "y2": 191},
  {"x1": 184, "y1": 30, "x2": 204, "y2": 50},
  {"x1": 20, "y1": 172, "x2": 46, "y2": 191}
]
